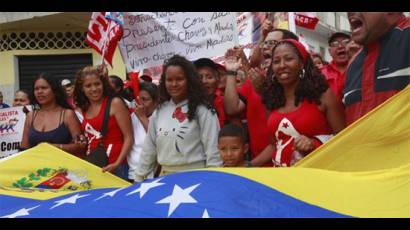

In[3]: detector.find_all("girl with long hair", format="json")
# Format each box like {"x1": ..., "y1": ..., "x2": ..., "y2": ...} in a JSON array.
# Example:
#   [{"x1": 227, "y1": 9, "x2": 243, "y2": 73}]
[{"x1": 133, "y1": 55, "x2": 222, "y2": 182}]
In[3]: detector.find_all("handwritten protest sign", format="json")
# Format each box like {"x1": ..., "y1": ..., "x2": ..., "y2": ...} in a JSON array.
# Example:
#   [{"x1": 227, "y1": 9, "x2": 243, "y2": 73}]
[
  {"x1": 118, "y1": 12, "x2": 239, "y2": 71},
  {"x1": 0, "y1": 106, "x2": 27, "y2": 158}
]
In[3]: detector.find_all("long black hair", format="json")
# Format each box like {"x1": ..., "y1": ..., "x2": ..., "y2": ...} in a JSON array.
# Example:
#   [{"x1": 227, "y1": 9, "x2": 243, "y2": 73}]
[
  {"x1": 159, "y1": 55, "x2": 212, "y2": 121},
  {"x1": 262, "y1": 41, "x2": 329, "y2": 111},
  {"x1": 31, "y1": 73, "x2": 71, "y2": 109}
]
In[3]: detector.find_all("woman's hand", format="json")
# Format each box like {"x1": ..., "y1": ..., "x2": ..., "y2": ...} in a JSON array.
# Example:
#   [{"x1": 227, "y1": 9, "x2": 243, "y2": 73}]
[
  {"x1": 102, "y1": 162, "x2": 120, "y2": 173},
  {"x1": 134, "y1": 104, "x2": 147, "y2": 120},
  {"x1": 293, "y1": 135, "x2": 315, "y2": 153},
  {"x1": 224, "y1": 48, "x2": 241, "y2": 72}
]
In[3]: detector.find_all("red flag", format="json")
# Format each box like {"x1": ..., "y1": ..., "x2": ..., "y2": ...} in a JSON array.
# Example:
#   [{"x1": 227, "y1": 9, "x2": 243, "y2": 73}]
[
  {"x1": 129, "y1": 71, "x2": 140, "y2": 105},
  {"x1": 85, "y1": 12, "x2": 123, "y2": 67},
  {"x1": 295, "y1": 13, "x2": 319, "y2": 30}
]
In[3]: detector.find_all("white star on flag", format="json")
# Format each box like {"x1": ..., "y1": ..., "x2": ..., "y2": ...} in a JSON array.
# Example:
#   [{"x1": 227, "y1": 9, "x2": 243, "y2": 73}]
[
  {"x1": 202, "y1": 209, "x2": 210, "y2": 218},
  {"x1": 1, "y1": 205, "x2": 40, "y2": 218},
  {"x1": 127, "y1": 178, "x2": 165, "y2": 198},
  {"x1": 94, "y1": 187, "x2": 125, "y2": 201},
  {"x1": 50, "y1": 193, "x2": 90, "y2": 209},
  {"x1": 156, "y1": 183, "x2": 200, "y2": 217}
]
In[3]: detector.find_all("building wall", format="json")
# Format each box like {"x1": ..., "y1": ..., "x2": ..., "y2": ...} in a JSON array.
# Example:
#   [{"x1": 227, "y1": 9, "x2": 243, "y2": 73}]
[
  {"x1": 295, "y1": 12, "x2": 351, "y2": 63},
  {"x1": 0, "y1": 47, "x2": 126, "y2": 106},
  {"x1": 0, "y1": 12, "x2": 127, "y2": 105}
]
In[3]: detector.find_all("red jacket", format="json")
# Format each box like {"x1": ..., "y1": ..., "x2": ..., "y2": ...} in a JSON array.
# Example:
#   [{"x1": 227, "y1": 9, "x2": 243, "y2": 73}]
[{"x1": 343, "y1": 16, "x2": 410, "y2": 125}]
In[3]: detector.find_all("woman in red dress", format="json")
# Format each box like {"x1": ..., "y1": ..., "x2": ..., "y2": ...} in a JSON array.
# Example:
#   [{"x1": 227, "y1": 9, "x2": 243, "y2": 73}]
[
  {"x1": 74, "y1": 65, "x2": 133, "y2": 180},
  {"x1": 246, "y1": 39, "x2": 346, "y2": 167}
]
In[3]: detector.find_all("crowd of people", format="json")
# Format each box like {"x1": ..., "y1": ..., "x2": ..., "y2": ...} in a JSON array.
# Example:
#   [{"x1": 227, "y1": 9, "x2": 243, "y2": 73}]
[{"x1": 1, "y1": 12, "x2": 409, "y2": 183}]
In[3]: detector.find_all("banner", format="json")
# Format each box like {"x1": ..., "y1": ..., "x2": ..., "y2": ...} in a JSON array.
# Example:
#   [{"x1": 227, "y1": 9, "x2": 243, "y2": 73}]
[
  {"x1": 86, "y1": 12, "x2": 123, "y2": 67},
  {"x1": 118, "y1": 12, "x2": 239, "y2": 72},
  {"x1": 295, "y1": 12, "x2": 319, "y2": 30},
  {"x1": 0, "y1": 106, "x2": 26, "y2": 158},
  {"x1": 212, "y1": 12, "x2": 293, "y2": 64}
]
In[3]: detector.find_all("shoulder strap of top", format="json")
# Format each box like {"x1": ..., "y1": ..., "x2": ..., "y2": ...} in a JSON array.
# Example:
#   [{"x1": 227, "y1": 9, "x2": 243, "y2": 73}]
[
  {"x1": 59, "y1": 109, "x2": 65, "y2": 125},
  {"x1": 100, "y1": 97, "x2": 112, "y2": 137},
  {"x1": 31, "y1": 110, "x2": 38, "y2": 126}
]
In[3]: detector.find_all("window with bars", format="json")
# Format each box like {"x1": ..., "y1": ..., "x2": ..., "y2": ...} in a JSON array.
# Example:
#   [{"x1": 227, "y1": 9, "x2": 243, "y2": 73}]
[{"x1": 0, "y1": 31, "x2": 89, "y2": 51}]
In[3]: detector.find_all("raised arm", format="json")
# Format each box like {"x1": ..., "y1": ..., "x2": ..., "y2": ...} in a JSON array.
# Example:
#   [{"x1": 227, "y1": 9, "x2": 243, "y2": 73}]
[
  {"x1": 224, "y1": 48, "x2": 246, "y2": 115},
  {"x1": 249, "y1": 19, "x2": 273, "y2": 68}
]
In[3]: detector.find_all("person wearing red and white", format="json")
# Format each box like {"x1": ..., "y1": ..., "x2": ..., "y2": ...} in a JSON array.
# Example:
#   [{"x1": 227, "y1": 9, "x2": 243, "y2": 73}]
[
  {"x1": 320, "y1": 32, "x2": 351, "y2": 102},
  {"x1": 74, "y1": 65, "x2": 134, "y2": 180},
  {"x1": 224, "y1": 30, "x2": 302, "y2": 166},
  {"x1": 344, "y1": 12, "x2": 410, "y2": 125},
  {"x1": 237, "y1": 39, "x2": 346, "y2": 167}
]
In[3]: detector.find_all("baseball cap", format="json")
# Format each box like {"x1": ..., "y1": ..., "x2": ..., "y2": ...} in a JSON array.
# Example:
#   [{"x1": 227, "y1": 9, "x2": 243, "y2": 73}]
[
  {"x1": 216, "y1": 63, "x2": 226, "y2": 72},
  {"x1": 193, "y1": 58, "x2": 218, "y2": 71},
  {"x1": 61, "y1": 79, "x2": 72, "y2": 86},
  {"x1": 140, "y1": 75, "x2": 153, "y2": 82},
  {"x1": 328, "y1": 32, "x2": 351, "y2": 45}
]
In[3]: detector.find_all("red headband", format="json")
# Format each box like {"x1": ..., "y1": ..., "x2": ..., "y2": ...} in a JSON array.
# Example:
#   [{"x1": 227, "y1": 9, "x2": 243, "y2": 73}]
[{"x1": 280, "y1": 39, "x2": 309, "y2": 64}]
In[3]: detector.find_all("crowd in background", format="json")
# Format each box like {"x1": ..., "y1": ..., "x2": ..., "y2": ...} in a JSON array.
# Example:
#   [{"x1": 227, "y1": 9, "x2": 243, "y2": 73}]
[{"x1": 1, "y1": 12, "x2": 409, "y2": 183}]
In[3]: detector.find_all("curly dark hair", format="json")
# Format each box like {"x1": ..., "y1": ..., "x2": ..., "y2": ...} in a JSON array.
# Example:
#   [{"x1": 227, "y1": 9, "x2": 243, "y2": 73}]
[
  {"x1": 159, "y1": 55, "x2": 212, "y2": 121},
  {"x1": 74, "y1": 65, "x2": 115, "y2": 112},
  {"x1": 31, "y1": 73, "x2": 71, "y2": 109},
  {"x1": 262, "y1": 41, "x2": 329, "y2": 111}
]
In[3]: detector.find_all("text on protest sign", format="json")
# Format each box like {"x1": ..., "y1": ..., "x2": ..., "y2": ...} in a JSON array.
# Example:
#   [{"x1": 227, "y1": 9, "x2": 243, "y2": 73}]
[
  {"x1": 0, "y1": 106, "x2": 27, "y2": 158},
  {"x1": 118, "y1": 12, "x2": 239, "y2": 71}
]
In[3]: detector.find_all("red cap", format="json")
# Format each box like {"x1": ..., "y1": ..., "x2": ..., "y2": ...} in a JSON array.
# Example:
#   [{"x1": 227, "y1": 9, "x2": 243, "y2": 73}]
[{"x1": 140, "y1": 75, "x2": 152, "y2": 82}]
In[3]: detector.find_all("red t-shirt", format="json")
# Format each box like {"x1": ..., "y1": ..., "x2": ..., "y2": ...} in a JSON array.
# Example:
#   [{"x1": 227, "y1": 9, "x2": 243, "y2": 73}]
[
  {"x1": 82, "y1": 97, "x2": 125, "y2": 165},
  {"x1": 267, "y1": 100, "x2": 331, "y2": 167},
  {"x1": 320, "y1": 61, "x2": 345, "y2": 101},
  {"x1": 237, "y1": 80, "x2": 272, "y2": 166}
]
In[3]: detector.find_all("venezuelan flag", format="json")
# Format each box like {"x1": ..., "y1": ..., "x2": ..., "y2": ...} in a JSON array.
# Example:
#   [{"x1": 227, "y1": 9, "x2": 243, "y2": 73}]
[
  {"x1": 0, "y1": 143, "x2": 130, "y2": 200},
  {"x1": 0, "y1": 86, "x2": 409, "y2": 218},
  {"x1": 296, "y1": 85, "x2": 410, "y2": 171}
]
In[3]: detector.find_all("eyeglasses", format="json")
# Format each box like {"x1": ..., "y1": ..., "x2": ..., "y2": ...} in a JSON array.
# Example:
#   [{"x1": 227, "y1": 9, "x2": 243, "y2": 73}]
[
  {"x1": 330, "y1": 39, "x2": 350, "y2": 48},
  {"x1": 263, "y1": 40, "x2": 279, "y2": 47}
]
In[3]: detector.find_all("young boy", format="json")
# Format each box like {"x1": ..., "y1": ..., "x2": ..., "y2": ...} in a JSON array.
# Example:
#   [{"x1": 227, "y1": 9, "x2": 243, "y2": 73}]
[{"x1": 218, "y1": 123, "x2": 250, "y2": 167}]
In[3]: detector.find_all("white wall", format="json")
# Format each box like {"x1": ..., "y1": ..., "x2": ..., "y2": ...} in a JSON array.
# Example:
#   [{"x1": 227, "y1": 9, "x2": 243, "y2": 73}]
[{"x1": 296, "y1": 26, "x2": 332, "y2": 62}]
